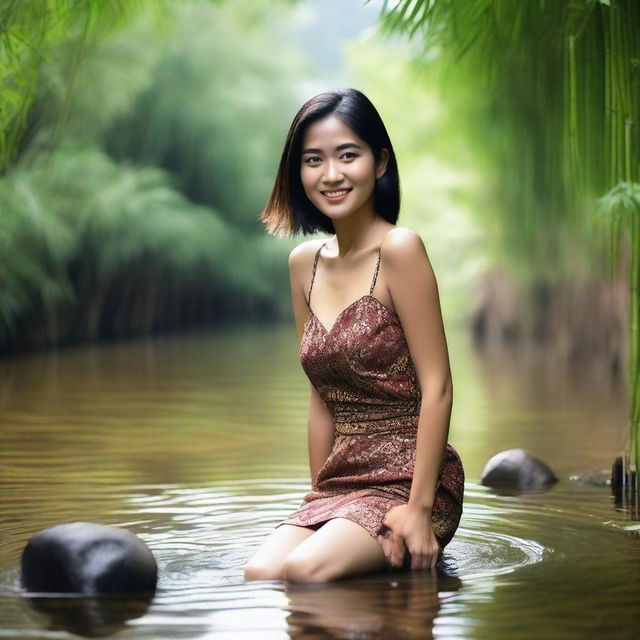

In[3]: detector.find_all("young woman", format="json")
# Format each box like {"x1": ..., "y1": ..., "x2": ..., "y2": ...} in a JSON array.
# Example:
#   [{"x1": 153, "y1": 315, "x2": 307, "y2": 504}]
[{"x1": 244, "y1": 88, "x2": 464, "y2": 583}]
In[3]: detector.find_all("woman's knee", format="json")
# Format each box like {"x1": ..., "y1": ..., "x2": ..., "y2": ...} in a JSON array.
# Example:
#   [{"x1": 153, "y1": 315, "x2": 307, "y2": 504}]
[
  {"x1": 282, "y1": 552, "x2": 331, "y2": 583},
  {"x1": 243, "y1": 559, "x2": 284, "y2": 582},
  {"x1": 245, "y1": 554, "x2": 329, "y2": 583}
]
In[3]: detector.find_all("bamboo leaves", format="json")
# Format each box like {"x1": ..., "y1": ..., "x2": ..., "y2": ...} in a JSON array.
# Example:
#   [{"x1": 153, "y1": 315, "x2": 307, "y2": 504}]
[
  {"x1": 0, "y1": 1, "x2": 306, "y2": 352},
  {"x1": 594, "y1": 179, "x2": 640, "y2": 474},
  {"x1": 0, "y1": 0, "x2": 158, "y2": 172},
  {"x1": 373, "y1": 0, "x2": 640, "y2": 487}
]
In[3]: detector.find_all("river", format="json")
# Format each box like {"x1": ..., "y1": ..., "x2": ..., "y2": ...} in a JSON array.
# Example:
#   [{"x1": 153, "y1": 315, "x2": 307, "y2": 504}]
[{"x1": 0, "y1": 322, "x2": 636, "y2": 638}]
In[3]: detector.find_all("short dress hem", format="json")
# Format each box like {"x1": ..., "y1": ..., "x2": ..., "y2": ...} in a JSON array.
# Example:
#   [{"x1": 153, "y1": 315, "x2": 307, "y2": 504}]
[{"x1": 276, "y1": 442, "x2": 464, "y2": 549}]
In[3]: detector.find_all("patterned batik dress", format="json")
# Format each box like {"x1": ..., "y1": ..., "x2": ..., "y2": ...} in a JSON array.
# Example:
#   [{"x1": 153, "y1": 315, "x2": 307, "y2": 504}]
[{"x1": 276, "y1": 240, "x2": 464, "y2": 549}]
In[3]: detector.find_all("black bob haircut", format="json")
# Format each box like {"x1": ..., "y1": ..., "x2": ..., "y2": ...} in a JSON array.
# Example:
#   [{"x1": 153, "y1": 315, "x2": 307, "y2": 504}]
[{"x1": 260, "y1": 88, "x2": 401, "y2": 238}]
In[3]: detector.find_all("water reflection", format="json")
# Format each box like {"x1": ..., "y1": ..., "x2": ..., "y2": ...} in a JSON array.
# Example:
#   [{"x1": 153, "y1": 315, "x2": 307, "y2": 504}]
[
  {"x1": 282, "y1": 574, "x2": 450, "y2": 638},
  {"x1": 25, "y1": 593, "x2": 154, "y2": 638}
]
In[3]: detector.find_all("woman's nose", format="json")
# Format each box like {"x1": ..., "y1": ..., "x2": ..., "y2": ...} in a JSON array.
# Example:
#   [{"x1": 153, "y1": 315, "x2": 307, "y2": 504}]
[{"x1": 322, "y1": 160, "x2": 343, "y2": 183}]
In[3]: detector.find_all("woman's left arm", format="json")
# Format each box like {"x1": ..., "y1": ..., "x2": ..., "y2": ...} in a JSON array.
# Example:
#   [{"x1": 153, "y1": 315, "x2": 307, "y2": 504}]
[{"x1": 377, "y1": 227, "x2": 453, "y2": 569}]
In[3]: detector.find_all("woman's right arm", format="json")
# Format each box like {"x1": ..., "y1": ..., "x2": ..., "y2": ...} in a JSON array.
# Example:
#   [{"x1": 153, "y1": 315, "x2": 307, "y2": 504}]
[
  {"x1": 306, "y1": 384, "x2": 335, "y2": 487},
  {"x1": 288, "y1": 243, "x2": 336, "y2": 487}
]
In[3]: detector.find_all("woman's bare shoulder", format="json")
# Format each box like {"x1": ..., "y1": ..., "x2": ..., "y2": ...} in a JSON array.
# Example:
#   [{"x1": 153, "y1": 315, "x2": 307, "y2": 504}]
[
  {"x1": 381, "y1": 226, "x2": 425, "y2": 256},
  {"x1": 288, "y1": 237, "x2": 330, "y2": 272}
]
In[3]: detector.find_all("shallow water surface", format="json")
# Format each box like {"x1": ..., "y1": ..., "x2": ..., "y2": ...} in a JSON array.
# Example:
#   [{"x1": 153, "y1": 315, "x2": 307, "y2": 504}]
[{"x1": 0, "y1": 323, "x2": 637, "y2": 638}]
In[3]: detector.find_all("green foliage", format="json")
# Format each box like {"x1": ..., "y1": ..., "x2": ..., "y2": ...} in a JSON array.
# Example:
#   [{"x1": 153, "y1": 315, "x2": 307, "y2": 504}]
[
  {"x1": 594, "y1": 182, "x2": 640, "y2": 275},
  {"x1": 0, "y1": 145, "x2": 238, "y2": 347},
  {"x1": 342, "y1": 38, "x2": 489, "y2": 321},
  {"x1": 0, "y1": 1, "x2": 312, "y2": 352},
  {"x1": 103, "y1": 2, "x2": 310, "y2": 233},
  {"x1": 594, "y1": 180, "x2": 640, "y2": 474},
  {"x1": 371, "y1": 0, "x2": 640, "y2": 484},
  {"x1": 371, "y1": 0, "x2": 639, "y2": 277},
  {"x1": 0, "y1": 171, "x2": 76, "y2": 337},
  {"x1": 0, "y1": 0, "x2": 160, "y2": 172}
]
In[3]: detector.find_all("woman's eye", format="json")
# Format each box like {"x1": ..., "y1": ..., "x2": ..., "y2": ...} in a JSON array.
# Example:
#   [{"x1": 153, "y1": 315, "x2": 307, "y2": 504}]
[{"x1": 303, "y1": 152, "x2": 357, "y2": 165}]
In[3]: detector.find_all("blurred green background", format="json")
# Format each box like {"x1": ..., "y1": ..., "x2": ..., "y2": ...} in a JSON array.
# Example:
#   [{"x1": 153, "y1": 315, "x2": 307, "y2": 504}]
[
  {"x1": 0, "y1": 0, "x2": 506, "y2": 352},
  {"x1": 1, "y1": 0, "x2": 638, "y2": 475}
]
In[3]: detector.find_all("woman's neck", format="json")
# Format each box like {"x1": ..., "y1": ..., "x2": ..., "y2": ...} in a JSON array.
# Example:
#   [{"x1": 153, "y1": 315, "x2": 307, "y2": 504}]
[{"x1": 330, "y1": 213, "x2": 391, "y2": 258}]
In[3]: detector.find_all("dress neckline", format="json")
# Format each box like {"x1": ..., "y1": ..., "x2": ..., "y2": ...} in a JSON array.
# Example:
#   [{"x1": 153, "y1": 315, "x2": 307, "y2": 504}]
[
  {"x1": 304, "y1": 293, "x2": 400, "y2": 337},
  {"x1": 306, "y1": 239, "x2": 386, "y2": 334}
]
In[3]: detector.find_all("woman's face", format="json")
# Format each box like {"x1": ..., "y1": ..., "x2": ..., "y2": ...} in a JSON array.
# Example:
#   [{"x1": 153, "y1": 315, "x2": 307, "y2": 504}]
[{"x1": 300, "y1": 115, "x2": 387, "y2": 221}]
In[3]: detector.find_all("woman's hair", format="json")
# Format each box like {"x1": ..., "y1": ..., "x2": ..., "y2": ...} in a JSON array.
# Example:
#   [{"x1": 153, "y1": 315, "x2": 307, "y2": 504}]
[{"x1": 259, "y1": 88, "x2": 401, "y2": 237}]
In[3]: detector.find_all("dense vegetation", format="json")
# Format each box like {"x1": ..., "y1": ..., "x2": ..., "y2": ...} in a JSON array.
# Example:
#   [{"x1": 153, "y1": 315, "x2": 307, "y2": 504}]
[
  {"x1": 372, "y1": 0, "x2": 639, "y2": 488},
  {"x1": 0, "y1": 1, "x2": 309, "y2": 353},
  {"x1": 2, "y1": 0, "x2": 638, "y2": 488}
]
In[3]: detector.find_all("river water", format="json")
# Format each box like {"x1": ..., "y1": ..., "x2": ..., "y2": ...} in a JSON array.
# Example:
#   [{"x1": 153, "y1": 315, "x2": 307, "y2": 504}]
[{"x1": 0, "y1": 322, "x2": 637, "y2": 638}]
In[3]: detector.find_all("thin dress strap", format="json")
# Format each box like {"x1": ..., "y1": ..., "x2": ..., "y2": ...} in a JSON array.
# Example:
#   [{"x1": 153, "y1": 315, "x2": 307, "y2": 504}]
[
  {"x1": 307, "y1": 241, "x2": 327, "y2": 307},
  {"x1": 369, "y1": 247, "x2": 382, "y2": 295}
]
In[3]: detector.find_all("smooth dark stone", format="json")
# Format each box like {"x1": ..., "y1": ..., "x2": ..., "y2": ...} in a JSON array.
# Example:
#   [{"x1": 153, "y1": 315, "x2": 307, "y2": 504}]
[
  {"x1": 481, "y1": 448, "x2": 558, "y2": 494},
  {"x1": 612, "y1": 455, "x2": 623, "y2": 501},
  {"x1": 21, "y1": 522, "x2": 157, "y2": 595}
]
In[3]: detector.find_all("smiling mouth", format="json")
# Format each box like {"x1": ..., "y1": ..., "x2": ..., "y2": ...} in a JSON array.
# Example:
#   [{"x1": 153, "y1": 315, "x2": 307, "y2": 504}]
[{"x1": 321, "y1": 188, "x2": 352, "y2": 200}]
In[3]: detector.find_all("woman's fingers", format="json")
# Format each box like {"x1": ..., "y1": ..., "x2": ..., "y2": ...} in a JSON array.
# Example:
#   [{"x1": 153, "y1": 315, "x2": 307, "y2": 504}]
[
  {"x1": 430, "y1": 541, "x2": 442, "y2": 570},
  {"x1": 377, "y1": 509, "x2": 444, "y2": 572},
  {"x1": 407, "y1": 539, "x2": 441, "y2": 571},
  {"x1": 410, "y1": 549, "x2": 425, "y2": 571},
  {"x1": 378, "y1": 535, "x2": 442, "y2": 571},
  {"x1": 376, "y1": 534, "x2": 391, "y2": 567},
  {"x1": 386, "y1": 531, "x2": 406, "y2": 568},
  {"x1": 377, "y1": 531, "x2": 406, "y2": 569},
  {"x1": 377, "y1": 534, "x2": 391, "y2": 565}
]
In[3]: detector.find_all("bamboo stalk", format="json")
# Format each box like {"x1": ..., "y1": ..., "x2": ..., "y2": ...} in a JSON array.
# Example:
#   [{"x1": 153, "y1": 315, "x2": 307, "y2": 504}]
[
  {"x1": 630, "y1": 206, "x2": 639, "y2": 481},
  {"x1": 611, "y1": 4, "x2": 621, "y2": 184},
  {"x1": 603, "y1": 4, "x2": 613, "y2": 187},
  {"x1": 569, "y1": 35, "x2": 580, "y2": 186}
]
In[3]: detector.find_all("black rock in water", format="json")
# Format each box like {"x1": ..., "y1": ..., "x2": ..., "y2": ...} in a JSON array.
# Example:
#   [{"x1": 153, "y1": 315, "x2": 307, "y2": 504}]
[
  {"x1": 481, "y1": 448, "x2": 558, "y2": 494},
  {"x1": 21, "y1": 522, "x2": 157, "y2": 595}
]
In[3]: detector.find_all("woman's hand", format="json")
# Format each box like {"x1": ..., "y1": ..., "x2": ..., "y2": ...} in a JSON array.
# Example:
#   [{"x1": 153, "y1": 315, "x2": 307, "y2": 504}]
[{"x1": 376, "y1": 504, "x2": 442, "y2": 571}]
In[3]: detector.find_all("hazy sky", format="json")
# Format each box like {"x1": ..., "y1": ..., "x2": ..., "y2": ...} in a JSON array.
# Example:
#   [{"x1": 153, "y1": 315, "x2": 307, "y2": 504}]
[{"x1": 288, "y1": 0, "x2": 385, "y2": 97}]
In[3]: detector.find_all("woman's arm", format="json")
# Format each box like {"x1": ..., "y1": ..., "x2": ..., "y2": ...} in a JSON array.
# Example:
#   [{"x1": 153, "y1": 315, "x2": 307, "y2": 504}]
[
  {"x1": 376, "y1": 227, "x2": 453, "y2": 571},
  {"x1": 383, "y1": 227, "x2": 452, "y2": 512},
  {"x1": 307, "y1": 384, "x2": 335, "y2": 486},
  {"x1": 288, "y1": 242, "x2": 336, "y2": 487}
]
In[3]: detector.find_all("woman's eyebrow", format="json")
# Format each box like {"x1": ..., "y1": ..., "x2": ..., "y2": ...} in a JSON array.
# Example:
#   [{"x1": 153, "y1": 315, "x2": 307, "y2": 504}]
[{"x1": 302, "y1": 142, "x2": 363, "y2": 154}]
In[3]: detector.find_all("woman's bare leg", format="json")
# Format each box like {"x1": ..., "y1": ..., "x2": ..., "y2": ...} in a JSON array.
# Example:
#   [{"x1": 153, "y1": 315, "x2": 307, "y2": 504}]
[
  {"x1": 282, "y1": 517, "x2": 388, "y2": 583},
  {"x1": 244, "y1": 524, "x2": 316, "y2": 581}
]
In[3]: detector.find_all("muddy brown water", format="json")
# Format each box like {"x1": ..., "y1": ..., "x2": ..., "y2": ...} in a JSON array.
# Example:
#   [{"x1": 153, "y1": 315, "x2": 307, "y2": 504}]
[{"x1": 0, "y1": 323, "x2": 637, "y2": 639}]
